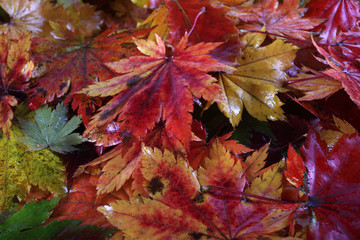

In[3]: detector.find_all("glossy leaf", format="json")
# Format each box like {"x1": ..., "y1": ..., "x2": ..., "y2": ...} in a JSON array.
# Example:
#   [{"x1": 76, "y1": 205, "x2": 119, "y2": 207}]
[
  {"x1": 306, "y1": 0, "x2": 360, "y2": 43},
  {"x1": 218, "y1": 32, "x2": 297, "y2": 125},
  {"x1": 314, "y1": 40, "x2": 360, "y2": 107},
  {"x1": 166, "y1": 0, "x2": 238, "y2": 44},
  {"x1": 285, "y1": 145, "x2": 305, "y2": 189},
  {"x1": 81, "y1": 34, "x2": 234, "y2": 147},
  {"x1": 19, "y1": 103, "x2": 85, "y2": 153},
  {"x1": 288, "y1": 72, "x2": 342, "y2": 101},
  {"x1": 301, "y1": 129, "x2": 360, "y2": 239},
  {"x1": 0, "y1": 197, "x2": 115, "y2": 240}
]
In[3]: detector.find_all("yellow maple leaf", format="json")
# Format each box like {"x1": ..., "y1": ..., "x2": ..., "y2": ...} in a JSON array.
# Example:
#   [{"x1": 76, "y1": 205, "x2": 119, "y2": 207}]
[
  {"x1": 217, "y1": 32, "x2": 297, "y2": 125},
  {"x1": 0, "y1": 127, "x2": 65, "y2": 212}
]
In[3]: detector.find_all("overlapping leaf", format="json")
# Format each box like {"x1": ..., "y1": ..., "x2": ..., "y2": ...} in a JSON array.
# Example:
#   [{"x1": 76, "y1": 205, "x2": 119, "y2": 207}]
[
  {"x1": 230, "y1": 0, "x2": 322, "y2": 40},
  {"x1": 81, "y1": 34, "x2": 234, "y2": 147},
  {"x1": 0, "y1": 34, "x2": 33, "y2": 137},
  {"x1": 306, "y1": 0, "x2": 360, "y2": 43},
  {"x1": 286, "y1": 129, "x2": 360, "y2": 239},
  {"x1": 19, "y1": 103, "x2": 85, "y2": 153},
  {"x1": 99, "y1": 140, "x2": 296, "y2": 239},
  {"x1": 217, "y1": 32, "x2": 297, "y2": 125},
  {"x1": 288, "y1": 72, "x2": 342, "y2": 101},
  {"x1": 74, "y1": 121, "x2": 184, "y2": 195},
  {"x1": 0, "y1": 197, "x2": 115, "y2": 239},
  {"x1": 0, "y1": 0, "x2": 44, "y2": 39},
  {"x1": 0, "y1": 127, "x2": 65, "y2": 212},
  {"x1": 166, "y1": 0, "x2": 238, "y2": 44},
  {"x1": 314, "y1": 41, "x2": 360, "y2": 107},
  {"x1": 49, "y1": 172, "x2": 120, "y2": 228},
  {"x1": 28, "y1": 16, "x2": 150, "y2": 124}
]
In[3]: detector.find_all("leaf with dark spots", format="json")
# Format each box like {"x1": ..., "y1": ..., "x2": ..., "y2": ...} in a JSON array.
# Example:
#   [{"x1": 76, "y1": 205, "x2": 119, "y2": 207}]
[
  {"x1": 28, "y1": 27, "x2": 150, "y2": 125},
  {"x1": 74, "y1": 121, "x2": 184, "y2": 195},
  {"x1": 147, "y1": 176, "x2": 164, "y2": 195},
  {"x1": 98, "y1": 140, "x2": 295, "y2": 239}
]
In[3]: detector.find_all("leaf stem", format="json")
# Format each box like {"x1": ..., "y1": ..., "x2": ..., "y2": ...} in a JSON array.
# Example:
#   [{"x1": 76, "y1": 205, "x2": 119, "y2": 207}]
[
  {"x1": 208, "y1": 185, "x2": 293, "y2": 205},
  {"x1": 1, "y1": 137, "x2": 9, "y2": 212},
  {"x1": 173, "y1": 0, "x2": 202, "y2": 42},
  {"x1": 286, "y1": 74, "x2": 329, "y2": 84},
  {"x1": 240, "y1": 30, "x2": 336, "y2": 47}
]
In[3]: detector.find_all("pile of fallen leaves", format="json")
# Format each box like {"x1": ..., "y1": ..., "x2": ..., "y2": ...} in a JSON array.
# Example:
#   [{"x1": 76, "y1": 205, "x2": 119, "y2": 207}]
[{"x1": 1, "y1": 0, "x2": 360, "y2": 239}]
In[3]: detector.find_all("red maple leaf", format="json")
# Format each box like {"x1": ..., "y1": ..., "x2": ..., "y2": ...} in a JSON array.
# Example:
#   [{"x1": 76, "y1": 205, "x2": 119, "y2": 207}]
[
  {"x1": 231, "y1": 0, "x2": 322, "y2": 40},
  {"x1": 0, "y1": 34, "x2": 33, "y2": 137},
  {"x1": 306, "y1": 0, "x2": 360, "y2": 43},
  {"x1": 49, "y1": 172, "x2": 120, "y2": 228},
  {"x1": 80, "y1": 34, "x2": 234, "y2": 147},
  {"x1": 165, "y1": 0, "x2": 238, "y2": 44},
  {"x1": 287, "y1": 129, "x2": 360, "y2": 239},
  {"x1": 28, "y1": 26, "x2": 150, "y2": 125}
]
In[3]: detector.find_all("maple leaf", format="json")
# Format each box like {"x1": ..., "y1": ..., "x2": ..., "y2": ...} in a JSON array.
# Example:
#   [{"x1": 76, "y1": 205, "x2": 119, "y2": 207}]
[
  {"x1": 74, "y1": 121, "x2": 185, "y2": 195},
  {"x1": 28, "y1": 23, "x2": 150, "y2": 124},
  {"x1": 335, "y1": 28, "x2": 360, "y2": 62},
  {"x1": 80, "y1": 34, "x2": 234, "y2": 147},
  {"x1": 189, "y1": 120, "x2": 252, "y2": 169},
  {"x1": 0, "y1": 197, "x2": 115, "y2": 239},
  {"x1": 0, "y1": 0, "x2": 44, "y2": 39},
  {"x1": 98, "y1": 140, "x2": 296, "y2": 239},
  {"x1": 40, "y1": 1, "x2": 103, "y2": 39},
  {"x1": 306, "y1": 0, "x2": 360, "y2": 43},
  {"x1": 313, "y1": 40, "x2": 360, "y2": 107},
  {"x1": 287, "y1": 71, "x2": 342, "y2": 101},
  {"x1": 0, "y1": 127, "x2": 65, "y2": 212},
  {"x1": 19, "y1": 103, "x2": 85, "y2": 153},
  {"x1": 230, "y1": 0, "x2": 322, "y2": 40},
  {"x1": 49, "y1": 172, "x2": 119, "y2": 228},
  {"x1": 0, "y1": 34, "x2": 33, "y2": 138},
  {"x1": 284, "y1": 145, "x2": 305, "y2": 189},
  {"x1": 287, "y1": 129, "x2": 360, "y2": 239},
  {"x1": 138, "y1": 3, "x2": 169, "y2": 41},
  {"x1": 217, "y1": 32, "x2": 297, "y2": 125},
  {"x1": 165, "y1": 0, "x2": 238, "y2": 44}
]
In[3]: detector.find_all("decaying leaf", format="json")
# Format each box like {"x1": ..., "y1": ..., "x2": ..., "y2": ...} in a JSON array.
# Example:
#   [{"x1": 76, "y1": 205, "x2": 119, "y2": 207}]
[
  {"x1": 0, "y1": 127, "x2": 65, "y2": 212},
  {"x1": 19, "y1": 103, "x2": 85, "y2": 153},
  {"x1": 217, "y1": 32, "x2": 297, "y2": 125}
]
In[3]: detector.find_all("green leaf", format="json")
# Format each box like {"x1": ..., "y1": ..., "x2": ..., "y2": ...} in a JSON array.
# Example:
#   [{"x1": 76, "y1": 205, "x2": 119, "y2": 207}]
[
  {"x1": 0, "y1": 198, "x2": 116, "y2": 240},
  {"x1": 0, "y1": 197, "x2": 61, "y2": 233},
  {"x1": 19, "y1": 103, "x2": 86, "y2": 153}
]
